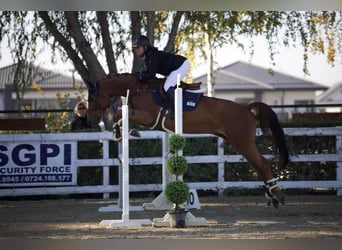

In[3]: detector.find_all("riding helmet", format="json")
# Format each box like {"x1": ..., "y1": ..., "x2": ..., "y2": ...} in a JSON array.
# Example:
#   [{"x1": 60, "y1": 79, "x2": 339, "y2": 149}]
[{"x1": 132, "y1": 35, "x2": 151, "y2": 48}]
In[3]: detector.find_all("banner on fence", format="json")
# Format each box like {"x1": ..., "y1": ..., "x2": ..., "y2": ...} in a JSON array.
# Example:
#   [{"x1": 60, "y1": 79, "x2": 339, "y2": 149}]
[{"x1": 0, "y1": 141, "x2": 77, "y2": 186}]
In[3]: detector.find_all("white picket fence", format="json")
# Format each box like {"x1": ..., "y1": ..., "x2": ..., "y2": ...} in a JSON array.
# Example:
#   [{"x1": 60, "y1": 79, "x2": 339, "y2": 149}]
[{"x1": 1, "y1": 127, "x2": 342, "y2": 197}]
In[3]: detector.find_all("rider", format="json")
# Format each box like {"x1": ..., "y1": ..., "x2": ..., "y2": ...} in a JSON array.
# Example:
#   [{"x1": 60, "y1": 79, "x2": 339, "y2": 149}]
[{"x1": 132, "y1": 35, "x2": 190, "y2": 119}]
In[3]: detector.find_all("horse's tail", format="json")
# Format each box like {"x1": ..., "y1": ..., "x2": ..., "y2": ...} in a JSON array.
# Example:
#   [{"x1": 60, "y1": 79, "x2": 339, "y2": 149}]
[{"x1": 248, "y1": 102, "x2": 289, "y2": 169}]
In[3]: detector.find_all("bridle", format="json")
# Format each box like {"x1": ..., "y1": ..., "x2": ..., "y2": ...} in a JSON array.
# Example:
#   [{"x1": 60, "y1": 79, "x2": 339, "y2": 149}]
[
  {"x1": 87, "y1": 81, "x2": 118, "y2": 122},
  {"x1": 86, "y1": 76, "x2": 160, "y2": 125},
  {"x1": 136, "y1": 82, "x2": 153, "y2": 94},
  {"x1": 122, "y1": 82, "x2": 154, "y2": 111}
]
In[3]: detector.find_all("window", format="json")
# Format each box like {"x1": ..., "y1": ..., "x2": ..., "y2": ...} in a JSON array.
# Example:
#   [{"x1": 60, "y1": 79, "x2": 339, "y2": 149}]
[
  {"x1": 294, "y1": 100, "x2": 314, "y2": 112},
  {"x1": 235, "y1": 98, "x2": 254, "y2": 104}
]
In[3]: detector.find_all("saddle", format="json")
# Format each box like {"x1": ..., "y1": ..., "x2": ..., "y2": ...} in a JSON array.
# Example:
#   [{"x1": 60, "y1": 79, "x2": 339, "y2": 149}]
[
  {"x1": 179, "y1": 81, "x2": 202, "y2": 91},
  {"x1": 146, "y1": 76, "x2": 202, "y2": 91},
  {"x1": 152, "y1": 83, "x2": 203, "y2": 112}
]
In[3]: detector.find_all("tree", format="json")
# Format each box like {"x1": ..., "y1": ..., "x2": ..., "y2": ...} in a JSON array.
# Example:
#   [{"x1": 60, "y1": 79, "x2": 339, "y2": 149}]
[
  {"x1": 130, "y1": 11, "x2": 184, "y2": 72},
  {"x1": 178, "y1": 11, "x2": 342, "y2": 96},
  {"x1": 180, "y1": 12, "x2": 247, "y2": 96}
]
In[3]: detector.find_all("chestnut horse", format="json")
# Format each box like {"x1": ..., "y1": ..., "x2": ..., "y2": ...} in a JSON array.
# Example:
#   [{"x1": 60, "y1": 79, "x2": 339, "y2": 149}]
[{"x1": 85, "y1": 73, "x2": 289, "y2": 208}]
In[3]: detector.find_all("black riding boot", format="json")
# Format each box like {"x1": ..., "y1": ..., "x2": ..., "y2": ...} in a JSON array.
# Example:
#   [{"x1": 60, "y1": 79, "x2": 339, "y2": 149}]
[{"x1": 166, "y1": 88, "x2": 175, "y2": 120}]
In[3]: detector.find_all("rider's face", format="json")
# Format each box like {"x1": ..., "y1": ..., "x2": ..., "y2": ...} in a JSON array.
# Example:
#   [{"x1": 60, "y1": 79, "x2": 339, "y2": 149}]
[{"x1": 133, "y1": 45, "x2": 145, "y2": 57}]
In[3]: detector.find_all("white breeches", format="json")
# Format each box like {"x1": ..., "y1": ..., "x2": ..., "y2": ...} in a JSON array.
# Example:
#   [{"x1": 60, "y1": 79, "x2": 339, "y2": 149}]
[{"x1": 163, "y1": 59, "x2": 190, "y2": 91}]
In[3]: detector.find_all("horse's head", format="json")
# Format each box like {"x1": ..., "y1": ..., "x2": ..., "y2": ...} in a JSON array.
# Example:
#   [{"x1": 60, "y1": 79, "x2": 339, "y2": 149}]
[
  {"x1": 84, "y1": 73, "x2": 147, "y2": 128},
  {"x1": 84, "y1": 79, "x2": 112, "y2": 128}
]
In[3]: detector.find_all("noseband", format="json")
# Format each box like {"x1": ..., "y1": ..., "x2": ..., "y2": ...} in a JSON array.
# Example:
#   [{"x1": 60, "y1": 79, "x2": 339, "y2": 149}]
[
  {"x1": 87, "y1": 80, "x2": 120, "y2": 121},
  {"x1": 86, "y1": 80, "x2": 107, "y2": 120},
  {"x1": 87, "y1": 80, "x2": 100, "y2": 97}
]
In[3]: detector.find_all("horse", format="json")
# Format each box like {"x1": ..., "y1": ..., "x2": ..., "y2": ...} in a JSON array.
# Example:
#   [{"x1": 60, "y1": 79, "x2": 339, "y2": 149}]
[{"x1": 85, "y1": 73, "x2": 289, "y2": 208}]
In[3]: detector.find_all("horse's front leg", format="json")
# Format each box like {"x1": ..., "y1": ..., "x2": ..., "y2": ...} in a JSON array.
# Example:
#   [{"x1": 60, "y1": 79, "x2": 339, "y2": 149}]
[
  {"x1": 112, "y1": 109, "x2": 141, "y2": 141},
  {"x1": 111, "y1": 111, "x2": 123, "y2": 141},
  {"x1": 127, "y1": 109, "x2": 142, "y2": 137},
  {"x1": 113, "y1": 110, "x2": 122, "y2": 123},
  {"x1": 112, "y1": 120, "x2": 122, "y2": 141}
]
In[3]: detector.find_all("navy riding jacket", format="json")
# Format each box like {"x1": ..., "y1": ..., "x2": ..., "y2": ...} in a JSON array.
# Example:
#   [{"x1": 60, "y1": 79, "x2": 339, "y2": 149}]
[{"x1": 138, "y1": 47, "x2": 187, "y2": 82}]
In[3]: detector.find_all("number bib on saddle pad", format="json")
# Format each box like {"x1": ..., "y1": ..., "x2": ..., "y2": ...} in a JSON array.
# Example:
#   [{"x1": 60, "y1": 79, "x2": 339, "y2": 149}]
[{"x1": 152, "y1": 85, "x2": 202, "y2": 111}]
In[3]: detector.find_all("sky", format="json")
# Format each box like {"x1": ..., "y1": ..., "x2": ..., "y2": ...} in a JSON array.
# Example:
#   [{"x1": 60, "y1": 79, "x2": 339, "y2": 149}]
[
  {"x1": 193, "y1": 36, "x2": 342, "y2": 87},
  {"x1": 1, "y1": 33, "x2": 341, "y2": 88}
]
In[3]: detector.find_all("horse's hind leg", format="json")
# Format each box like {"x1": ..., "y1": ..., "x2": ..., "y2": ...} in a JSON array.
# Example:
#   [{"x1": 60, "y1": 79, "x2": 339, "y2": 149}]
[{"x1": 232, "y1": 142, "x2": 284, "y2": 208}]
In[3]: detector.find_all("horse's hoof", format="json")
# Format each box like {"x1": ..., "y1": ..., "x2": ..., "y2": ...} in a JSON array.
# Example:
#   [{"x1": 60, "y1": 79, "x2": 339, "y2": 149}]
[
  {"x1": 271, "y1": 198, "x2": 279, "y2": 209},
  {"x1": 271, "y1": 195, "x2": 285, "y2": 209},
  {"x1": 280, "y1": 194, "x2": 285, "y2": 205},
  {"x1": 113, "y1": 133, "x2": 122, "y2": 142},
  {"x1": 129, "y1": 129, "x2": 141, "y2": 137}
]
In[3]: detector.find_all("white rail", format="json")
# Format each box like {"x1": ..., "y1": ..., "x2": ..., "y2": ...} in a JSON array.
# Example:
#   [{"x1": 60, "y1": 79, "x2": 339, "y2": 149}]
[{"x1": 0, "y1": 127, "x2": 342, "y2": 197}]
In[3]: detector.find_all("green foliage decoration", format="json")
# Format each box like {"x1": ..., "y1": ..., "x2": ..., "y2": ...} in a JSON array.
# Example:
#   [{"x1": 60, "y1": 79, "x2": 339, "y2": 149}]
[
  {"x1": 166, "y1": 155, "x2": 188, "y2": 177},
  {"x1": 165, "y1": 133, "x2": 189, "y2": 210},
  {"x1": 169, "y1": 133, "x2": 186, "y2": 153},
  {"x1": 165, "y1": 180, "x2": 189, "y2": 210}
]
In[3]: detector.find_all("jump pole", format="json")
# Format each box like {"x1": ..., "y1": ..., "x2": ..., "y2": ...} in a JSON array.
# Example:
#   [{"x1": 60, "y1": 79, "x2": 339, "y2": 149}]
[
  {"x1": 100, "y1": 90, "x2": 152, "y2": 227},
  {"x1": 142, "y1": 74, "x2": 200, "y2": 211},
  {"x1": 173, "y1": 74, "x2": 207, "y2": 226},
  {"x1": 143, "y1": 74, "x2": 200, "y2": 211},
  {"x1": 152, "y1": 75, "x2": 207, "y2": 227},
  {"x1": 175, "y1": 74, "x2": 183, "y2": 135}
]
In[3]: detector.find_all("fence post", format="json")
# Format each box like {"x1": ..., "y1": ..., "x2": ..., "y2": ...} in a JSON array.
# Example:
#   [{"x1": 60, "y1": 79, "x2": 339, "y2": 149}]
[
  {"x1": 118, "y1": 141, "x2": 123, "y2": 208},
  {"x1": 336, "y1": 134, "x2": 342, "y2": 196},
  {"x1": 102, "y1": 139, "x2": 110, "y2": 199},
  {"x1": 162, "y1": 132, "x2": 172, "y2": 190},
  {"x1": 217, "y1": 137, "x2": 225, "y2": 196}
]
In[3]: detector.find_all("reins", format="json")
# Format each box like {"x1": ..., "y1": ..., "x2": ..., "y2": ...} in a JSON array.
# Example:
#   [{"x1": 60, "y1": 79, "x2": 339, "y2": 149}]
[
  {"x1": 133, "y1": 82, "x2": 154, "y2": 95},
  {"x1": 92, "y1": 74, "x2": 161, "y2": 118},
  {"x1": 88, "y1": 80, "x2": 118, "y2": 118}
]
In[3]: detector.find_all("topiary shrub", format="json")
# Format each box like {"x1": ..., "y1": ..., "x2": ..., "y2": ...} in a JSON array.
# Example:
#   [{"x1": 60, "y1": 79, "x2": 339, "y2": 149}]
[
  {"x1": 169, "y1": 133, "x2": 186, "y2": 153},
  {"x1": 166, "y1": 155, "x2": 188, "y2": 177},
  {"x1": 165, "y1": 180, "x2": 189, "y2": 210},
  {"x1": 165, "y1": 134, "x2": 189, "y2": 211}
]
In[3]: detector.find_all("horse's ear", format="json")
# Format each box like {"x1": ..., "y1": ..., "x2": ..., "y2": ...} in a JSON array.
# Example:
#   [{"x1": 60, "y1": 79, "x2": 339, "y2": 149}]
[{"x1": 84, "y1": 79, "x2": 95, "y2": 89}]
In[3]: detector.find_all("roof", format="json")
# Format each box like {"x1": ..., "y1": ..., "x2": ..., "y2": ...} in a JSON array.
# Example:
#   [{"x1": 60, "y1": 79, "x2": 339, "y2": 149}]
[
  {"x1": 316, "y1": 82, "x2": 342, "y2": 104},
  {"x1": 194, "y1": 61, "x2": 328, "y2": 92},
  {"x1": 0, "y1": 63, "x2": 83, "y2": 90}
]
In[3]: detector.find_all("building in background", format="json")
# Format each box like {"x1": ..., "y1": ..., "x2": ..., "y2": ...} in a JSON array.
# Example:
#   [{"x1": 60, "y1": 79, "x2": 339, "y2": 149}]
[
  {"x1": 194, "y1": 61, "x2": 328, "y2": 120},
  {"x1": 316, "y1": 82, "x2": 342, "y2": 113},
  {"x1": 0, "y1": 63, "x2": 85, "y2": 117}
]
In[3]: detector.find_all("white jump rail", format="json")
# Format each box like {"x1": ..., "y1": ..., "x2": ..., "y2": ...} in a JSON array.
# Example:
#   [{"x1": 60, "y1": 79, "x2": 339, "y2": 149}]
[{"x1": 0, "y1": 127, "x2": 342, "y2": 197}]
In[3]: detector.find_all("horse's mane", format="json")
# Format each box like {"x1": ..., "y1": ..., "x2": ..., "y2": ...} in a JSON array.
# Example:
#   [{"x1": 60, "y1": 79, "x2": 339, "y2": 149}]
[
  {"x1": 103, "y1": 72, "x2": 136, "y2": 80},
  {"x1": 102, "y1": 72, "x2": 165, "y2": 85}
]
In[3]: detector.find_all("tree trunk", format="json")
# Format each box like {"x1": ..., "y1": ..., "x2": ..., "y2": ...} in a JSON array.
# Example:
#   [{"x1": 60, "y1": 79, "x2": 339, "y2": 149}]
[
  {"x1": 97, "y1": 11, "x2": 117, "y2": 75},
  {"x1": 146, "y1": 11, "x2": 155, "y2": 46},
  {"x1": 65, "y1": 11, "x2": 106, "y2": 81},
  {"x1": 130, "y1": 11, "x2": 145, "y2": 73},
  {"x1": 164, "y1": 11, "x2": 184, "y2": 53},
  {"x1": 38, "y1": 11, "x2": 90, "y2": 81},
  {"x1": 205, "y1": 32, "x2": 214, "y2": 97}
]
